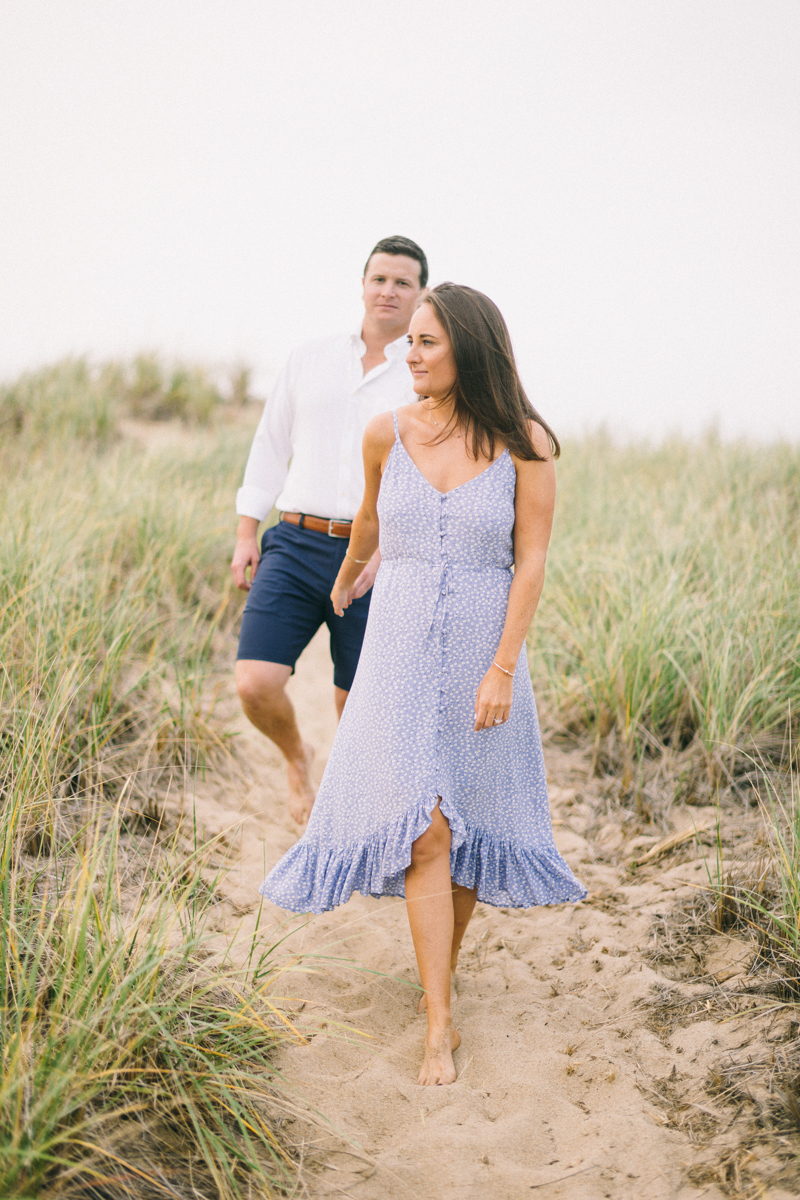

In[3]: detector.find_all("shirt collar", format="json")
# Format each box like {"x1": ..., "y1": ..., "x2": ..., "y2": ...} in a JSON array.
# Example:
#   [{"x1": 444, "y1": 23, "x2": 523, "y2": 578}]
[{"x1": 351, "y1": 329, "x2": 409, "y2": 360}]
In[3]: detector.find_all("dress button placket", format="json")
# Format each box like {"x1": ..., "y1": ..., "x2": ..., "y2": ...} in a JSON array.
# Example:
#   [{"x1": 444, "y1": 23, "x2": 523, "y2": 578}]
[{"x1": 437, "y1": 496, "x2": 447, "y2": 743}]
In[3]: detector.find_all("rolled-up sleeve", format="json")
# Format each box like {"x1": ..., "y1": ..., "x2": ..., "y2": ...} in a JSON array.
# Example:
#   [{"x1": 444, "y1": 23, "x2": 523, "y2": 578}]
[{"x1": 235, "y1": 355, "x2": 296, "y2": 520}]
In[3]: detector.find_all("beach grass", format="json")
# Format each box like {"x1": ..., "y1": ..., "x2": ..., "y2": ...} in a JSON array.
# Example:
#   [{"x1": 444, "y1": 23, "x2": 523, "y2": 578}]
[
  {"x1": 536, "y1": 432, "x2": 800, "y2": 793},
  {"x1": 703, "y1": 757, "x2": 800, "y2": 989},
  {"x1": 0, "y1": 808, "x2": 302, "y2": 1199},
  {"x1": 0, "y1": 354, "x2": 248, "y2": 446},
  {"x1": 0, "y1": 361, "x2": 306, "y2": 1197}
]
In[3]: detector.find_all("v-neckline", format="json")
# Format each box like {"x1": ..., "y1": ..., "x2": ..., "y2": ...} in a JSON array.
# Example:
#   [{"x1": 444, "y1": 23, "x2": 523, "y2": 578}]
[{"x1": 395, "y1": 433, "x2": 510, "y2": 498}]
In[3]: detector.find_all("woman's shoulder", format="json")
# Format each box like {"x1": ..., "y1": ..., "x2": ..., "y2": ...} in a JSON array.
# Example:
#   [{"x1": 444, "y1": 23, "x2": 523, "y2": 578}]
[
  {"x1": 365, "y1": 401, "x2": 422, "y2": 441},
  {"x1": 363, "y1": 409, "x2": 397, "y2": 454},
  {"x1": 393, "y1": 401, "x2": 423, "y2": 430}
]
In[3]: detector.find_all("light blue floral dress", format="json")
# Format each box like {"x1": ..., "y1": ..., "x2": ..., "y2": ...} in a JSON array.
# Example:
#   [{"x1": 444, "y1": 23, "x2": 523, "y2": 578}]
[{"x1": 260, "y1": 413, "x2": 586, "y2": 913}]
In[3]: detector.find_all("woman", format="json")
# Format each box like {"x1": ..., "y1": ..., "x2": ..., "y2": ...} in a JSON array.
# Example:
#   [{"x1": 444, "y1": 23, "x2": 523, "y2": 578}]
[{"x1": 260, "y1": 283, "x2": 585, "y2": 1086}]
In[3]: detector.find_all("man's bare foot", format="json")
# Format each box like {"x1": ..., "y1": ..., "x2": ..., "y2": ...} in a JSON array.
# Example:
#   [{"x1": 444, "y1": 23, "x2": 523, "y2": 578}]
[
  {"x1": 417, "y1": 970, "x2": 458, "y2": 1013},
  {"x1": 286, "y1": 743, "x2": 315, "y2": 824},
  {"x1": 418, "y1": 1020, "x2": 460, "y2": 1086}
]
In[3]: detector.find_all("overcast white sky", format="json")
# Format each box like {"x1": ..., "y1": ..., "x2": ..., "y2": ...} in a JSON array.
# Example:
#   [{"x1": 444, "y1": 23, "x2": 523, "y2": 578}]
[{"x1": 1, "y1": 1, "x2": 798, "y2": 438}]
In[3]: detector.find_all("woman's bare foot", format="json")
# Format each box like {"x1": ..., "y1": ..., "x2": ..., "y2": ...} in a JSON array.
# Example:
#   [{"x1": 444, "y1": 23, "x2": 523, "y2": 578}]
[
  {"x1": 417, "y1": 969, "x2": 458, "y2": 1013},
  {"x1": 286, "y1": 743, "x2": 315, "y2": 824},
  {"x1": 418, "y1": 1020, "x2": 460, "y2": 1086}
]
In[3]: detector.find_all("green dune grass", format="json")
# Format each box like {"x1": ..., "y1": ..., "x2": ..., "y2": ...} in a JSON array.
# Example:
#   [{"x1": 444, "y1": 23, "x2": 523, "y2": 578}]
[
  {"x1": 1, "y1": 367, "x2": 304, "y2": 1198},
  {"x1": 535, "y1": 433, "x2": 800, "y2": 790}
]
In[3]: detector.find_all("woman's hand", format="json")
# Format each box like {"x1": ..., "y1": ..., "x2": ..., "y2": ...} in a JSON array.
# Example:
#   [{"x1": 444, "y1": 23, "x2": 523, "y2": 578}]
[
  {"x1": 331, "y1": 580, "x2": 355, "y2": 617},
  {"x1": 474, "y1": 664, "x2": 514, "y2": 730},
  {"x1": 349, "y1": 550, "x2": 381, "y2": 599}
]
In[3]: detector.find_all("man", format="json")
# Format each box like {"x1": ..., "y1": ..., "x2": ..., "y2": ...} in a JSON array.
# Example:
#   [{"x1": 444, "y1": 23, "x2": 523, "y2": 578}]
[{"x1": 231, "y1": 236, "x2": 427, "y2": 823}]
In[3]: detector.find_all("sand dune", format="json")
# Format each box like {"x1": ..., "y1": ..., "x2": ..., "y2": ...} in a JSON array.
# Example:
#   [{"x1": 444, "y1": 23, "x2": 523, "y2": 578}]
[{"x1": 191, "y1": 630, "x2": 788, "y2": 1200}]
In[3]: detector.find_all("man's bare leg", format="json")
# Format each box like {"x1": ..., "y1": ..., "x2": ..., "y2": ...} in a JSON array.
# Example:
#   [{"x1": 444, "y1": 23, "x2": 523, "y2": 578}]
[
  {"x1": 405, "y1": 804, "x2": 461, "y2": 1085},
  {"x1": 235, "y1": 660, "x2": 319, "y2": 824},
  {"x1": 334, "y1": 686, "x2": 348, "y2": 720},
  {"x1": 418, "y1": 881, "x2": 477, "y2": 1012}
]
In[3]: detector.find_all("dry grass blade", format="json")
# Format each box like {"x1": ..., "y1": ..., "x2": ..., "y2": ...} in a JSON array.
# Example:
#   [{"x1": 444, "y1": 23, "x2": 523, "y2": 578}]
[{"x1": 631, "y1": 822, "x2": 710, "y2": 867}]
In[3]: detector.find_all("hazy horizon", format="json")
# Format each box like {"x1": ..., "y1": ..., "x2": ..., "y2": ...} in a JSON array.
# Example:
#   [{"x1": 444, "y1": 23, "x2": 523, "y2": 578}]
[{"x1": 1, "y1": 1, "x2": 798, "y2": 440}]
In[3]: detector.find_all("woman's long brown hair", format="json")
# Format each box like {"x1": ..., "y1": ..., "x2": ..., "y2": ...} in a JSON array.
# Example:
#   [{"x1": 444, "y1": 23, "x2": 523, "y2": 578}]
[{"x1": 421, "y1": 282, "x2": 560, "y2": 462}]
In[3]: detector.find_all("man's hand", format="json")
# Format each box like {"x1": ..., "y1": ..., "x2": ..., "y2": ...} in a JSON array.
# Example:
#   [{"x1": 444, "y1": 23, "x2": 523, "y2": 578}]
[
  {"x1": 349, "y1": 549, "x2": 381, "y2": 599},
  {"x1": 232, "y1": 516, "x2": 261, "y2": 591}
]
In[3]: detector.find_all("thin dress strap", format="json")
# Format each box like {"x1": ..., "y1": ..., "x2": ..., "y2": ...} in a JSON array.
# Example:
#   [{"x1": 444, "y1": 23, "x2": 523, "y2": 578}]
[{"x1": 392, "y1": 409, "x2": 400, "y2": 440}]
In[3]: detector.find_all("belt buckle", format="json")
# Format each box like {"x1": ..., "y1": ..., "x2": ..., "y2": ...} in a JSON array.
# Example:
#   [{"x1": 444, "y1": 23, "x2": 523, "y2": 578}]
[{"x1": 328, "y1": 518, "x2": 348, "y2": 539}]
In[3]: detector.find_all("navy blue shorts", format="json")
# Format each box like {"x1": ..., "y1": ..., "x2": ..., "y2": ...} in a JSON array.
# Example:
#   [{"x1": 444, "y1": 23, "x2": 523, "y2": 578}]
[{"x1": 237, "y1": 520, "x2": 372, "y2": 692}]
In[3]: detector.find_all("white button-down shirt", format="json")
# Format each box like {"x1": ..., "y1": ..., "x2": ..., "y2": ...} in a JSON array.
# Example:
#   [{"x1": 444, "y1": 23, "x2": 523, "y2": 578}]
[{"x1": 236, "y1": 331, "x2": 415, "y2": 522}]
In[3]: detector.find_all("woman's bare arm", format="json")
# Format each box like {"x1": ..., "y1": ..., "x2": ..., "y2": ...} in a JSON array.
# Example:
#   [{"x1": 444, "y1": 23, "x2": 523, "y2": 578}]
[
  {"x1": 330, "y1": 411, "x2": 396, "y2": 616},
  {"x1": 473, "y1": 423, "x2": 556, "y2": 730}
]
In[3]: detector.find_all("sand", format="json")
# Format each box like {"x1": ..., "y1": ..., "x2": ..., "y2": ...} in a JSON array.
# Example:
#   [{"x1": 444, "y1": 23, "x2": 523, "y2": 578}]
[{"x1": 190, "y1": 630, "x2": 786, "y2": 1200}]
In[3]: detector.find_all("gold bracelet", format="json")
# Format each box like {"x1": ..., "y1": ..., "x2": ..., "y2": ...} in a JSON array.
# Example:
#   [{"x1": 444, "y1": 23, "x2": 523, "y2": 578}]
[
  {"x1": 346, "y1": 550, "x2": 370, "y2": 564},
  {"x1": 492, "y1": 660, "x2": 514, "y2": 677}
]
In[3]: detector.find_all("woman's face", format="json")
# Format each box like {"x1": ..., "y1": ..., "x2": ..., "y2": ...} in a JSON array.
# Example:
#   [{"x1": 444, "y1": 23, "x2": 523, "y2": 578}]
[{"x1": 406, "y1": 303, "x2": 457, "y2": 402}]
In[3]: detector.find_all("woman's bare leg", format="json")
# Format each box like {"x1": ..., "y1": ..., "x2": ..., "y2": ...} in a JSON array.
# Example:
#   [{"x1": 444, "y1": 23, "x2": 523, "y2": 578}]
[
  {"x1": 451, "y1": 882, "x2": 478, "y2": 970},
  {"x1": 417, "y1": 881, "x2": 478, "y2": 1012},
  {"x1": 405, "y1": 804, "x2": 461, "y2": 1085}
]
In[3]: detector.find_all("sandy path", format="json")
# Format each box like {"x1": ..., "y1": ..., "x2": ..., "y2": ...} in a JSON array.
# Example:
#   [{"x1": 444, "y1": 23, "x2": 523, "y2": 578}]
[{"x1": 191, "y1": 631, "x2": 783, "y2": 1200}]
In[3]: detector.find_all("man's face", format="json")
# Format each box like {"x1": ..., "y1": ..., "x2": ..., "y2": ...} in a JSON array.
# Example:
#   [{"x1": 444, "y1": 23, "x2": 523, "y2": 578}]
[{"x1": 362, "y1": 253, "x2": 422, "y2": 332}]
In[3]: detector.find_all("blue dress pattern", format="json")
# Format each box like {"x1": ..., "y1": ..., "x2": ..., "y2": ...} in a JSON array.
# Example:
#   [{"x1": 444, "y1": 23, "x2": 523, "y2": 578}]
[{"x1": 260, "y1": 414, "x2": 586, "y2": 914}]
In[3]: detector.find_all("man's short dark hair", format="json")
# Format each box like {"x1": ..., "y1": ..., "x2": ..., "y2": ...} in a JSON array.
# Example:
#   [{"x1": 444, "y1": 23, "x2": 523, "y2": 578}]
[{"x1": 364, "y1": 236, "x2": 428, "y2": 288}]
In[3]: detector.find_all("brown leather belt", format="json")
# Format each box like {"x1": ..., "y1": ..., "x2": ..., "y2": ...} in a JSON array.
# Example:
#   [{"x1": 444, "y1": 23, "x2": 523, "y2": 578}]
[{"x1": 280, "y1": 511, "x2": 352, "y2": 539}]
